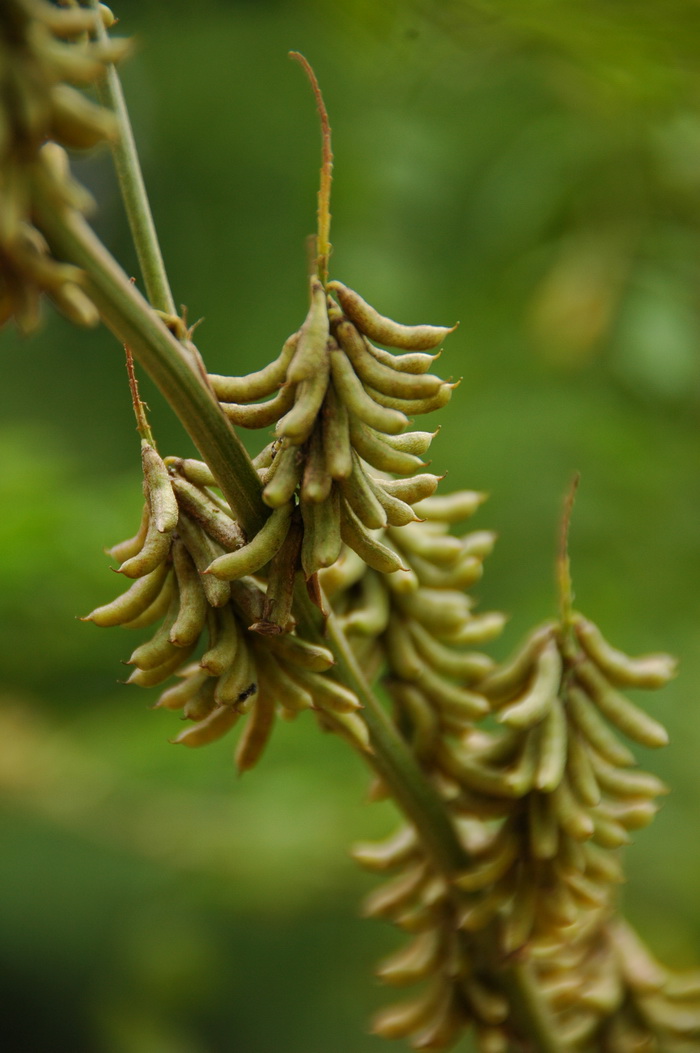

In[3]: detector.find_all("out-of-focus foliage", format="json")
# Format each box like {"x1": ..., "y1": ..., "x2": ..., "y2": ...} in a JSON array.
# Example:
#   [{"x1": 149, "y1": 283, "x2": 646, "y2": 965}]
[{"x1": 1, "y1": 1, "x2": 700, "y2": 1050}]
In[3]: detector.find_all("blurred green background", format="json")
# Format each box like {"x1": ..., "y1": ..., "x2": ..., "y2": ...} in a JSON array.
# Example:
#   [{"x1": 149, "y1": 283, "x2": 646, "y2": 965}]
[{"x1": 2, "y1": 0, "x2": 700, "y2": 1049}]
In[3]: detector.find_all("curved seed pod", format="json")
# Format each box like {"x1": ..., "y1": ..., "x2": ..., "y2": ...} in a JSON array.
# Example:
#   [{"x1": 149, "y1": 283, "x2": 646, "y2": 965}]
[
  {"x1": 276, "y1": 369, "x2": 329, "y2": 444},
  {"x1": 328, "y1": 280, "x2": 457, "y2": 350},
  {"x1": 287, "y1": 277, "x2": 330, "y2": 383},
  {"x1": 501, "y1": 865, "x2": 536, "y2": 954},
  {"x1": 366, "y1": 343, "x2": 441, "y2": 374},
  {"x1": 141, "y1": 441, "x2": 178, "y2": 533},
  {"x1": 386, "y1": 681, "x2": 441, "y2": 761},
  {"x1": 220, "y1": 382, "x2": 295, "y2": 428},
  {"x1": 437, "y1": 742, "x2": 525, "y2": 799},
  {"x1": 460, "y1": 530, "x2": 498, "y2": 560},
  {"x1": 565, "y1": 685, "x2": 635, "y2": 767},
  {"x1": 413, "y1": 490, "x2": 486, "y2": 523},
  {"x1": 215, "y1": 642, "x2": 257, "y2": 707},
  {"x1": 338, "y1": 568, "x2": 392, "y2": 635},
  {"x1": 562, "y1": 868, "x2": 609, "y2": 909},
  {"x1": 117, "y1": 511, "x2": 173, "y2": 578},
  {"x1": 528, "y1": 791, "x2": 560, "y2": 859},
  {"x1": 409, "y1": 988, "x2": 467, "y2": 1051},
  {"x1": 497, "y1": 638, "x2": 562, "y2": 729},
  {"x1": 583, "y1": 842, "x2": 625, "y2": 885},
  {"x1": 589, "y1": 753, "x2": 668, "y2": 799},
  {"x1": 446, "y1": 612, "x2": 507, "y2": 647},
  {"x1": 335, "y1": 319, "x2": 443, "y2": 398},
  {"x1": 339, "y1": 500, "x2": 408, "y2": 574},
  {"x1": 266, "y1": 633, "x2": 334, "y2": 672},
  {"x1": 361, "y1": 861, "x2": 429, "y2": 920},
  {"x1": 234, "y1": 689, "x2": 276, "y2": 773},
  {"x1": 389, "y1": 523, "x2": 462, "y2": 567},
  {"x1": 475, "y1": 1025, "x2": 509, "y2": 1053},
  {"x1": 175, "y1": 515, "x2": 231, "y2": 607},
  {"x1": 351, "y1": 825, "x2": 419, "y2": 872},
  {"x1": 171, "y1": 703, "x2": 241, "y2": 748},
  {"x1": 455, "y1": 828, "x2": 518, "y2": 892},
  {"x1": 395, "y1": 588, "x2": 472, "y2": 637},
  {"x1": 254, "y1": 516, "x2": 302, "y2": 633},
  {"x1": 106, "y1": 503, "x2": 149, "y2": 562},
  {"x1": 479, "y1": 623, "x2": 555, "y2": 702},
  {"x1": 607, "y1": 797, "x2": 659, "y2": 831},
  {"x1": 127, "y1": 602, "x2": 180, "y2": 671},
  {"x1": 83, "y1": 560, "x2": 171, "y2": 627},
  {"x1": 206, "y1": 503, "x2": 292, "y2": 580},
  {"x1": 408, "y1": 622, "x2": 494, "y2": 680},
  {"x1": 574, "y1": 615, "x2": 677, "y2": 689},
  {"x1": 409, "y1": 552, "x2": 483, "y2": 591},
  {"x1": 200, "y1": 605, "x2": 241, "y2": 675},
  {"x1": 365, "y1": 474, "x2": 418, "y2": 526},
  {"x1": 169, "y1": 474, "x2": 245, "y2": 551},
  {"x1": 574, "y1": 660, "x2": 669, "y2": 749},
  {"x1": 339, "y1": 456, "x2": 387, "y2": 530},
  {"x1": 301, "y1": 428, "x2": 332, "y2": 503},
  {"x1": 315, "y1": 707, "x2": 372, "y2": 750},
  {"x1": 262, "y1": 442, "x2": 304, "y2": 508},
  {"x1": 534, "y1": 696, "x2": 568, "y2": 791},
  {"x1": 464, "y1": 980, "x2": 508, "y2": 1027},
  {"x1": 349, "y1": 417, "x2": 427, "y2": 475},
  {"x1": 259, "y1": 656, "x2": 314, "y2": 715},
  {"x1": 164, "y1": 456, "x2": 217, "y2": 489},
  {"x1": 330, "y1": 344, "x2": 408, "y2": 434},
  {"x1": 301, "y1": 487, "x2": 342, "y2": 577},
  {"x1": 380, "y1": 474, "x2": 441, "y2": 505},
  {"x1": 322, "y1": 381, "x2": 353, "y2": 479},
  {"x1": 367, "y1": 382, "x2": 456, "y2": 416},
  {"x1": 566, "y1": 728, "x2": 602, "y2": 807},
  {"x1": 591, "y1": 810, "x2": 631, "y2": 848},
  {"x1": 155, "y1": 669, "x2": 210, "y2": 711},
  {"x1": 375, "y1": 930, "x2": 441, "y2": 987},
  {"x1": 183, "y1": 677, "x2": 219, "y2": 723},
  {"x1": 419, "y1": 664, "x2": 490, "y2": 719},
  {"x1": 457, "y1": 880, "x2": 515, "y2": 932},
  {"x1": 49, "y1": 83, "x2": 118, "y2": 148},
  {"x1": 292, "y1": 666, "x2": 362, "y2": 714},
  {"x1": 252, "y1": 442, "x2": 278, "y2": 470},
  {"x1": 125, "y1": 640, "x2": 197, "y2": 687},
  {"x1": 122, "y1": 570, "x2": 175, "y2": 630},
  {"x1": 384, "y1": 617, "x2": 424, "y2": 680},
  {"x1": 208, "y1": 333, "x2": 298, "y2": 402},
  {"x1": 551, "y1": 776, "x2": 595, "y2": 841},
  {"x1": 380, "y1": 430, "x2": 437, "y2": 455}
]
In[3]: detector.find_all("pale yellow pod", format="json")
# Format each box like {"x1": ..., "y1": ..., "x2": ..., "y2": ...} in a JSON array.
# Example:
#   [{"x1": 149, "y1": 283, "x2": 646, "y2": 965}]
[
  {"x1": 350, "y1": 825, "x2": 419, "y2": 873},
  {"x1": 589, "y1": 753, "x2": 668, "y2": 799},
  {"x1": 395, "y1": 586, "x2": 472, "y2": 637},
  {"x1": 463, "y1": 979, "x2": 508, "y2": 1027},
  {"x1": 574, "y1": 614, "x2": 677, "y2": 689},
  {"x1": 479, "y1": 623, "x2": 555, "y2": 702},
  {"x1": 335, "y1": 319, "x2": 443, "y2": 399},
  {"x1": 534, "y1": 695, "x2": 568, "y2": 791},
  {"x1": 607, "y1": 797, "x2": 659, "y2": 831},
  {"x1": 562, "y1": 868, "x2": 609, "y2": 909},
  {"x1": 155, "y1": 669, "x2": 209, "y2": 711},
  {"x1": 574, "y1": 660, "x2": 669, "y2": 749},
  {"x1": 220, "y1": 382, "x2": 295, "y2": 428},
  {"x1": 49, "y1": 83, "x2": 118, "y2": 148},
  {"x1": 259, "y1": 656, "x2": 314, "y2": 715},
  {"x1": 380, "y1": 429, "x2": 437, "y2": 455},
  {"x1": 527, "y1": 791, "x2": 560, "y2": 860},
  {"x1": 292, "y1": 666, "x2": 362, "y2": 714},
  {"x1": 234, "y1": 689, "x2": 276, "y2": 773},
  {"x1": 349, "y1": 416, "x2": 427, "y2": 475},
  {"x1": 300, "y1": 427, "x2": 332, "y2": 504},
  {"x1": 380, "y1": 474, "x2": 442, "y2": 505},
  {"x1": 337, "y1": 568, "x2": 392, "y2": 636},
  {"x1": 591, "y1": 810, "x2": 631, "y2": 849},
  {"x1": 454, "y1": 827, "x2": 518, "y2": 892},
  {"x1": 328, "y1": 280, "x2": 457, "y2": 350},
  {"x1": 565, "y1": 728, "x2": 602, "y2": 807},
  {"x1": 375, "y1": 930, "x2": 441, "y2": 987},
  {"x1": 446, "y1": 612, "x2": 507, "y2": 647},
  {"x1": 419, "y1": 664, "x2": 490, "y2": 720},
  {"x1": 127, "y1": 601, "x2": 181, "y2": 671},
  {"x1": 122, "y1": 571, "x2": 175, "y2": 630},
  {"x1": 384, "y1": 616, "x2": 424, "y2": 680},
  {"x1": 206, "y1": 503, "x2": 293, "y2": 581},
  {"x1": 171, "y1": 703, "x2": 241, "y2": 748},
  {"x1": 125, "y1": 640, "x2": 197, "y2": 687},
  {"x1": 200, "y1": 605, "x2": 241, "y2": 676},
  {"x1": 339, "y1": 500, "x2": 408, "y2": 574},
  {"x1": 501, "y1": 865, "x2": 536, "y2": 955},
  {"x1": 365, "y1": 475, "x2": 418, "y2": 527},
  {"x1": 314, "y1": 707, "x2": 372, "y2": 750},
  {"x1": 457, "y1": 880, "x2": 514, "y2": 932},
  {"x1": 262, "y1": 442, "x2": 303, "y2": 508},
  {"x1": 437, "y1": 742, "x2": 523, "y2": 799},
  {"x1": 276, "y1": 368, "x2": 329, "y2": 444},
  {"x1": 413, "y1": 490, "x2": 487, "y2": 523},
  {"x1": 330, "y1": 345, "x2": 409, "y2": 434},
  {"x1": 83, "y1": 560, "x2": 171, "y2": 627},
  {"x1": 215, "y1": 643, "x2": 257, "y2": 708},
  {"x1": 301, "y1": 488, "x2": 342, "y2": 577},
  {"x1": 367, "y1": 381, "x2": 457, "y2": 417},
  {"x1": 170, "y1": 474, "x2": 245, "y2": 552},
  {"x1": 565, "y1": 684, "x2": 635, "y2": 767},
  {"x1": 117, "y1": 512, "x2": 172, "y2": 579},
  {"x1": 459, "y1": 529, "x2": 498, "y2": 560},
  {"x1": 286, "y1": 277, "x2": 330, "y2": 383},
  {"x1": 407, "y1": 621, "x2": 495, "y2": 681},
  {"x1": 475, "y1": 1025, "x2": 509, "y2": 1053},
  {"x1": 106, "y1": 503, "x2": 150, "y2": 563},
  {"x1": 551, "y1": 776, "x2": 595, "y2": 841},
  {"x1": 338, "y1": 456, "x2": 387, "y2": 530},
  {"x1": 497, "y1": 638, "x2": 562, "y2": 729},
  {"x1": 389, "y1": 522, "x2": 463, "y2": 567},
  {"x1": 322, "y1": 382, "x2": 353, "y2": 480},
  {"x1": 384, "y1": 681, "x2": 440, "y2": 762},
  {"x1": 141, "y1": 441, "x2": 179, "y2": 533},
  {"x1": 266, "y1": 633, "x2": 334, "y2": 672},
  {"x1": 164, "y1": 456, "x2": 217, "y2": 489},
  {"x1": 182, "y1": 677, "x2": 219, "y2": 723},
  {"x1": 174, "y1": 515, "x2": 230, "y2": 608},
  {"x1": 208, "y1": 332, "x2": 298, "y2": 402},
  {"x1": 407, "y1": 552, "x2": 483, "y2": 591},
  {"x1": 361, "y1": 861, "x2": 429, "y2": 921},
  {"x1": 366, "y1": 343, "x2": 441, "y2": 374},
  {"x1": 409, "y1": 987, "x2": 466, "y2": 1051}
]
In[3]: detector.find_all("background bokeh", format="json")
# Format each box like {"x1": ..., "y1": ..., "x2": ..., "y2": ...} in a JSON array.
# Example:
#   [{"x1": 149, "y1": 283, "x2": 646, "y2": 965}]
[{"x1": 2, "y1": 1, "x2": 700, "y2": 1050}]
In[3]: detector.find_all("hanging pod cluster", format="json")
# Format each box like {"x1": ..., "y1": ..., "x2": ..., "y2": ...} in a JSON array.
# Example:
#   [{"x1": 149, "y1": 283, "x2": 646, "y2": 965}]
[
  {"x1": 354, "y1": 611, "x2": 700, "y2": 1050},
  {"x1": 0, "y1": 0, "x2": 130, "y2": 331},
  {"x1": 84, "y1": 440, "x2": 368, "y2": 772}
]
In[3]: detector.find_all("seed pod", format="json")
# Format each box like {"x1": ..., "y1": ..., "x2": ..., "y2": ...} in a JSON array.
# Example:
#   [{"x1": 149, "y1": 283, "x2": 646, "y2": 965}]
[
  {"x1": 574, "y1": 660, "x2": 669, "y2": 749},
  {"x1": 125, "y1": 640, "x2": 197, "y2": 687},
  {"x1": 330, "y1": 343, "x2": 408, "y2": 434},
  {"x1": 408, "y1": 621, "x2": 494, "y2": 681},
  {"x1": 234, "y1": 689, "x2": 276, "y2": 773},
  {"x1": 565, "y1": 684, "x2": 635, "y2": 767},
  {"x1": 589, "y1": 753, "x2": 668, "y2": 799},
  {"x1": 164, "y1": 456, "x2": 217, "y2": 489},
  {"x1": 528, "y1": 792, "x2": 560, "y2": 860},
  {"x1": 386, "y1": 680, "x2": 440, "y2": 761},
  {"x1": 171, "y1": 703, "x2": 241, "y2": 748},
  {"x1": 322, "y1": 381, "x2": 353, "y2": 479},
  {"x1": 384, "y1": 617, "x2": 424, "y2": 680},
  {"x1": 396, "y1": 587, "x2": 472, "y2": 637},
  {"x1": 122, "y1": 571, "x2": 176, "y2": 630},
  {"x1": 155, "y1": 669, "x2": 210, "y2": 711},
  {"x1": 534, "y1": 696, "x2": 568, "y2": 791},
  {"x1": 447, "y1": 612, "x2": 507, "y2": 646},
  {"x1": 200, "y1": 605, "x2": 241, "y2": 675},
  {"x1": 117, "y1": 510, "x2": 173, "y2": 578},
  {"x1": 329, "y1": 280, "x2": 457, "y2": 350},
  {"x1": 380, "y1": 430, "x2": 437, "y2": 455},
  {"x1": 262, "y1": 442, "x2": 303, "y2": 508},
  {"x1": 287, "y1": 277, "x2": 330, "y2": 382},
  {"x1": 220, "y1": 382, "x2": 296, "y2": 428},
  {"x1": 573, "y1": 614, "x2": 677, "y2": 689},
  {"x1": 215, "y1": 641, "x2": 257, "y2": 707},
  {"x1": 455, "y1": 827, "x2": 518, "y2": 892},
  {"x1": 367, "y1": 381, "x2": 457, "y2": 417},
  {"x1": 551, "y1": 777, "x2": 595, "y2": 841},
  {"x1": 292, "y1": 666, "x2": 362, "y2": 714},
  {"x1": 365, "y1": 474, "x2": 418, "y2": 526},
  {"x1": 375, "y1": 930, "x2": 441, "y2": 987},
  {"x1": 390, "y1": 523, "x2": 463, "y2": 567},
  {"x1": 365, "y1": 343, "x2": 441, "y2": 375},
  {"x1": 301, "y1": 427, "x2": 332, "y2": 503},
  {"x1": 338, "y1": 568, "x2": 392, "y2": 635},
  {"x1": 335, "y1": 319, "x2": 443, "y2": 398},
  {"x1": 349, "y1": 416, "x2": 427, "y2": 475},
  {"x1": 566, "y1": 729, "x2": 601, "y2": 807},
  {"x1": 496, "y1": 638, "x2": 562, "y2": 729},
  {"x1": 301, "y1": 487, "x2": 342, "y2": 577},
  {"x1": 419, "y1": 664, "x2": 490, "y2": 720},
  {"x1": 141, "y1": 441, "x2": 179, "y2": 533},
  {"x1": 266, "y1": 632, "x2": 334, "y2": 672},
  {"x1": 209, "y1": 332, "x2": 298, "y2": 402},
  {"x1": 501, "y1": 865, "x2": 536, "y2": 954},
  {"x1": 339, "y1": 456, "x2": 387, "y2": 530},
  {"x1": 254, "y1": 514, "x2": 301, "y2": 633},
  {"x1": 169, "y1": 473, "x2": 244, "y2": 551},
  {"x1": 339, "y1": 500, "x2": 407, "y2": 574},
  {"x1": 414, "y1": 490, "x2": 487, "y2": 524},
  {"x1": 479, "y1": 624, "x2": 556, "y2": 702},
  {"x1": 259, "y1": 655, "x2": 314, "y2": 715},
  {"x1": 351, "y1": 825, "x2": 419, "y2": 872},
  {"x1": 276, "y1": 368, "x2": 329, "y2": 444},
  {"x1": 206, "y1": 503, "x2": 293, "y2": 581},
  {"x1": 106, "y1": 503, "x2": 150, "y2": 563},
  {"x1": 83, "y1": 560, "x2": 171, "y2": 627},
  {"x1": 49, "y1": 83, "x2": 118, "y2": 148}
]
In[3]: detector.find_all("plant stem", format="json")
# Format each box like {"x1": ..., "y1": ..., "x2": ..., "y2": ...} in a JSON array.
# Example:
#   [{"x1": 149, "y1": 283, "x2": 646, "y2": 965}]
[{"x1": 90, "y1": 0, "x2": 176, "y2": 316}]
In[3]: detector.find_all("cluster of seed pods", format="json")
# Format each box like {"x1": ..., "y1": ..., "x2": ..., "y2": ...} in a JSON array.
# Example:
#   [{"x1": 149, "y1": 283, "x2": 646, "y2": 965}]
[{"x1": 0, "y1": 1, "x2": 129, "y2": 330}]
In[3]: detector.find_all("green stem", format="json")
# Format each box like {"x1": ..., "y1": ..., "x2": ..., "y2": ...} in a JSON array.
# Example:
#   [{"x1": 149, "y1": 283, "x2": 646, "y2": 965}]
[{"x1": 90, "y1": 0, "x2": 176, "y2": 316}]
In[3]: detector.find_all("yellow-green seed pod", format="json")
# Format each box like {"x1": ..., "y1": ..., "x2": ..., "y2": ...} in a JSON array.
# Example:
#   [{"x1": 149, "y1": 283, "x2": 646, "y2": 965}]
[
  {"x1": 384, "y1": 617, "x2": 424, "y2": 680},
  {"x1": 419, "y1": 664, "x2": 490, "y2": 720},
  {"x1": 301, "y1": 487, "x2": 342, "y2": 577},
  {"x1": 528, "y1": 792, "x2": 560, "y2": 860},
  {"x1": 200, "y1": 605, "x2": 241, "y2": 676},
  {"x1": 164, "y1": 456, "x2": 217, "y2": 489},
  {"x1": 328, "y1": 280, "x2": 457, "y2": 350},
  {"x1": 408, "y1": 621, "x2": 494, "y2": 681},
  {"x1": 464, "y1": 980, "x2": 509, "y2": 1028},
  {"x1": 155, "y1": 669, "x2": 210, "y2": 711},
  {"x1": 349, "y1": 416, "x2": 427, "y2": 475},
  {"x1": 117, "y1": 511, "x2": 173, "y2": 579},
  {"x1": 496, "y1": 638, "x2": 562, "y2": 729},
  {"x1": 589, "y1": 753, "x2": 668, "y2": 799},
  {"x1": 455, "y1": 829, "x2": 518, "y2": 893},
  {"x1": 591, "y1": 810, "x2": 631, "y2": 849},
  {"x1": 125, "y1": 640, "x2": 197, "y2": 687},
  {"x1": 366, "y1": 474, "x2": 418, "y2": 526},
  {"x1": 566, "y1": 729, "x2": 602, "y2": 807},
  {"x1": 169, "y1": 474, "x2": 244, "y2": 552},
  {"x1": 366, "y1": 343, "x2": 441, "y2": 375},
  {"x1": 339, "y1": 500, "x2": 407, "y2": 574},
  {"x1": 396, "y1": 587, "x2": 472, "y2": 638},
  {"x1": 106, "y1": 503, "x2": 150, "y2": 563},
  {"x1": 335, "y1": 319, "x2": 443, "y2": 399},
  {"x1": 292, "y1": 666, "x2": 362, "y2": 714},
  {"x1": 206, "y1": 503, "x2": 293, "y2": 581},
  {"x1": 338, "y1": 567, "x2": 392, "y2": 635},
  {"x1": 573, "y1": 614, "x2": 677, "y2": 689},
  {"x1": 287, "y1": 277, "x2": 330, "y2": 383},
  {"x1": 375, "y1": 930, "x2": 441, "y2": 987},
  {"x1": 171, "y1": 703, "x2": 241, "y2": 748},
  {"x1": 168, "y1": 540, "x2": 208, "y2": 647},
  {"x1": 551, "y1": 777, "x2": 595, "y2": 841},
  {"x1": 48, "y1": 83, "x2": 118, "y2": 149},
  {"x1": 209, "y1": 332, "x2": 298, "y2": 402},
  {"x1": 350, "y1": 825, "x2": 419, "y2": 872},
  {"x1": 322, "y1": 381, "x2": 353, "y2": 479},
  {"x1": 380, "y1": 430, "x2": 437, "y2": 456},
  {"x1": 182, "y1": 677, "x2": 218, "y2": 723},
  {"x1": 390, "y1": 523, "x2": 463, "y2": 568},
  {"x1": 141, "y1": 441, "x2": 179, "y2": 533},
  {"x1": 479, "y1": 624, "x2": 556, "y2": 702},
  {"x1": 330, "y1": 344, "x2": 408, "y2": 434},
  {"x1": 234, "y1": 689, "x2": 276, "y2": 773},
  {"x1": 127, "y1": 598, "x2": 181, "y2": 671},
  {"x1": 122, "y1": 570, "x2": 175, "y2": 630},
  {"x1": 534, "y1": 695, "x2": 567, "y2": 791},
  {"x1": 414, "y1": 490, "x2": 487, "y2": 524},
  {"x1": 361, "y1": 861, "x2": 429, "y2": 921},
  {"x1": 301, "y1": 427, "x2": 332, "y2": 503},
  {"x1": 574, "y1": 660, "x2": 669, "y2": 749},
  {"x1": 276, "y1": 367, "x2": 329, "y2": 444},
  {"x1": 220, "y1": 382, "x2": 296, "y2": 428},
  {"x1": 262, "y1": 442, "x2": 303, "y2": 508},
  {"x1": 83, "y1": 560, "x2": 171, "y2": 627},
  {"x1": 367, "y1": 381, "x2": 457, "y2": 417},
  {"x1": 254, "y1": 516, "x2": 301, "y2": 633},
  {"x1": 385, "y1": 680, "x2": 440, "y2": 762},
  {"x1": 446, "y1": 611, "x2": 507, "y2": 647},
  {"x1": 339, "y1": 456, "x2": 387, "y2": 530},
  {"x1": 565, "y1": 684, "x2": 635, "y2": 768},
  {"x1": 501, "y1": 865, "x2": 536, "y2": 955},
  {"x1": 259, "y1": 656, "x2": 314, "y2": 715},
  {"x1": 215, "y1": 642, "x2": 257, "y2": 708},
  {"x1": 266, "y1": 632, "x2": 334, "y2": 672}
]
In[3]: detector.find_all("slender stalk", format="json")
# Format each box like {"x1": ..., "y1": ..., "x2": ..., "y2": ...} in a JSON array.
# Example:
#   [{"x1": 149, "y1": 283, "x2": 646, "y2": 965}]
[{"x1": 90, "y1": 0, "x2": 176, "y2": 316}]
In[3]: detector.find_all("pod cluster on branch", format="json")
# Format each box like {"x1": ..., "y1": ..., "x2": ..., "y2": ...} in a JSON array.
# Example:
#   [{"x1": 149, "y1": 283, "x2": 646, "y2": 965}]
[{"x1": 0, "y1": 0, "x2": 129, "y2": 331}]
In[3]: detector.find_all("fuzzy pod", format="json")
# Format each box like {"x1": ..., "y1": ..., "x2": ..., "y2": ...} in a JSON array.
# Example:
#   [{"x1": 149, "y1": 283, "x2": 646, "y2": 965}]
[
  {"x1": 334, "y1": 319, "x2": 443, "y2": 399},
  {"x1": 328, "y1": 280, "x2": 457, "y2": 350},
  {"x1": 209, "y1": 332, "x2": 298, "y2": 402},
  {"x1": 206, "y1": 503, "x2": 293, "y2": 581},
  {"x1": 83, "y1": 560, "x2": 171, "y2": 627}
]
